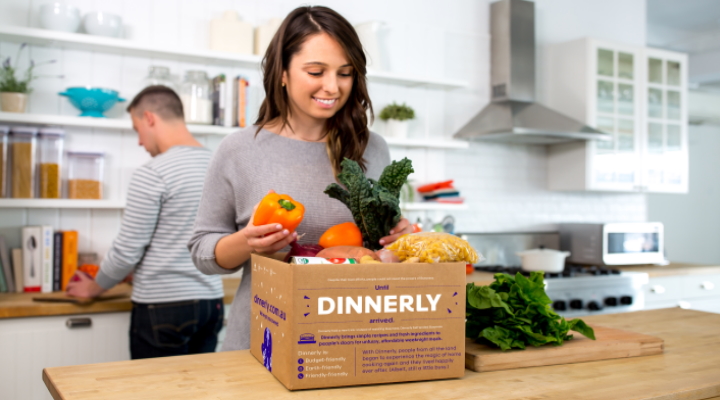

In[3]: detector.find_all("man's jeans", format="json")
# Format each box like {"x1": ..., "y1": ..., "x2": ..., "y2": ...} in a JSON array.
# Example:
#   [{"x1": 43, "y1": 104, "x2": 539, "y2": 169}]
[{"x1": 130, "y1": 298, "x2": 224, "y2": 359}]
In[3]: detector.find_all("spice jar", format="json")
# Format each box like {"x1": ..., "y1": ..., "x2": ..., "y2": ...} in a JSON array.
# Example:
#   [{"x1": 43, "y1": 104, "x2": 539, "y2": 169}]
[
  {"x1": 142, "y1": 66, "x2": 175, "y2": 89},
  {"x1": 10, "y1": 126, "x2": 38, "y2": 198},
  {"x1": 180, "y1": 70, "x2": 212, "y2": 125},
  {"x1": 0, "y1": 126, "x2": 8, "y2": 198},
  {"x1": 38, "y1": 128, "x2": 65, "y2": 199},
  {"x1": 67, "y1": 151, "x2": 105, "y2": 200}
]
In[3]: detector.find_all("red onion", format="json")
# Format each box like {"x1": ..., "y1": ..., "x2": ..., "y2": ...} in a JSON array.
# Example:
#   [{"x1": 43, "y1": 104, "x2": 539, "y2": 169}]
[{"x1": 283, "y1": 241, "x2": 324, "y2": 262}]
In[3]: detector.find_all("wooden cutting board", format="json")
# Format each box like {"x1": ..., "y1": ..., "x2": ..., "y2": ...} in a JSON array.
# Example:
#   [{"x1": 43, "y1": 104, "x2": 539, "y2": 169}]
[
  {"x1": 32, "y1": 292, "x2": 129, "y2": 305},
  {"x1": 465, "y1": 325, "x2": 664, "y2": 372}
]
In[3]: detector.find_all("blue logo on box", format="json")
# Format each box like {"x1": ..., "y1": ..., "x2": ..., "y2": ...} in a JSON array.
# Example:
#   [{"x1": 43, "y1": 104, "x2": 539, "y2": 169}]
[
  {"x1": 298, "y1": 333, "x2": 316, "y2": 344},
  {"x1": 261, "y1": 328, "x2": 272, "y2": 371}
]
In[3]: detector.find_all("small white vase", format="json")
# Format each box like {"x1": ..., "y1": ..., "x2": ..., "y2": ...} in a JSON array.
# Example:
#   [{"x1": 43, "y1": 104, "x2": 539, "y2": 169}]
[
  {"x1": 385, "y1": 119, "x2": 408, "y2": 138},
  {"x1": 0, "y1": 92, "x2": 28, "y2": 113}
]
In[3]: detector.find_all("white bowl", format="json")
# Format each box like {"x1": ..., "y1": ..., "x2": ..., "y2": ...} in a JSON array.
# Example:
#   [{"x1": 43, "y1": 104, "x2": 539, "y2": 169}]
[
  {"x1": 39, "y1": 3, "x2": 81, "y2": 32},
  {"x1": 516, "y1": 248, "x2": 570, "y2": 273},
  {"x1": 83, "y1": 12, "x2": 122, "y2": 38}
]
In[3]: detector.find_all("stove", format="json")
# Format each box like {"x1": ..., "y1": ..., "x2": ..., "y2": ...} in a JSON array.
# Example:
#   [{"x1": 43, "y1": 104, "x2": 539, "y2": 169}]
[{"x1": 473, "y1": 264, "x2": 649, "y2": 318}]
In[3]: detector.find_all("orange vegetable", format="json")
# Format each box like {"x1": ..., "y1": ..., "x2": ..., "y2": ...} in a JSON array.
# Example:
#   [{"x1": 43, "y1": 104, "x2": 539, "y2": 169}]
[
  {"x1": 466, "y1": 264, "x2": 474, "y2": 275},
  {"x1": 78, "y1": 264, "x2": 100, "y2": 279},
  {"x1": 319, "y1": 222, "x2": 363, "y2": 248},
  {"x1": 252, "y1": 193, "x2": 305, "y2": 233}
]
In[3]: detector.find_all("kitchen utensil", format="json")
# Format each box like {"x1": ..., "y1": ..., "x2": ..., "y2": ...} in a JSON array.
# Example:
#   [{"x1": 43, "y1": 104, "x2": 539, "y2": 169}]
[
  {"x1": 59, "y1": 87, "x2": 125, "y2": 118},
  {"x1": 83, "y1": 12, "x2": 122, "y2": 38},
  {"x1": 27, "y1": 235, "x2": 37, "y2": 278},
  {"x1": 516, "y1": 246, "x2": 569, "y2": 273},
  {"x1": 441, "y1": 215, "x2": 455, "y2": 234},
  {"x1": 465, "y1": 325, "x2": 663, "y2": 372},
  {"x1": 39, "y1": 3, "x2": 81, "y2": 32},
  {"x1": 33, "y1": 292, "x2": 128, "y2": 304}
]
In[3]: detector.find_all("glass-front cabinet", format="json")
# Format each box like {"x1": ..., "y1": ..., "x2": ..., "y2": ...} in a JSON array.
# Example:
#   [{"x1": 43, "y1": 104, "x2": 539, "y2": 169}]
[{"x1": 544, "y1": 38, "x2": 688, "y2": 193}]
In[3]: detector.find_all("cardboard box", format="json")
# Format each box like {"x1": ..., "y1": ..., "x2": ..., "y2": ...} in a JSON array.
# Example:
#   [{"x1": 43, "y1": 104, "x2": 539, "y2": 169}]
[{"x1": 250, "y1": 254, "x2": 467, "y2": 390}]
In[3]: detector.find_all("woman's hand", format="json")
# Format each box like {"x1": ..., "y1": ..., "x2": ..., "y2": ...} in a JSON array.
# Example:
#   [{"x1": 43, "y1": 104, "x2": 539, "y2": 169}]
[
  {"x1": 242, "y1": 221, "x2": 298, "y2": 255},
  {"x1": 242, "y1": 190, "x2": 298, "y2": 254},
  {"x1": 379, "y1": 217, "x2": 413, "y2": 247}
]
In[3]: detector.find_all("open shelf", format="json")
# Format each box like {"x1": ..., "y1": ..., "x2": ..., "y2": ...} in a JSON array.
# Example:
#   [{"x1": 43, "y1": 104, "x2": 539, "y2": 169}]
[
  {"x1": 0, "y1": 26, "x2": 468, "y2": 89},
  {"x1": 383, "y1": 136, "x2": 469, "y2": 149},
  {"x1": 0, "y1": 112, "x2": 237, "y2": 135},
  {"x1": 0, "y1": 113, "x2": 469, "y2": 149},
  {"x1": 401, "y1": 202, "x2": 468, "y2": 211},
  {"x1": 0, "y1": 25, "x2": 262, "y2": 68},
  {"x1": 0, "y1": 199, "x2": 126, "y2": 209}
]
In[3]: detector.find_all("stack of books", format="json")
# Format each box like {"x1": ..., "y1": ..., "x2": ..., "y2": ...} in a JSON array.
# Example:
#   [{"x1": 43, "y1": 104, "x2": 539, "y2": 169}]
[
  {"x1": 0, "y1": 229, "x2": 78, "y2": 294},
  {"x1": 417, "y1": 180, "x2": 464, "y2": 204}
]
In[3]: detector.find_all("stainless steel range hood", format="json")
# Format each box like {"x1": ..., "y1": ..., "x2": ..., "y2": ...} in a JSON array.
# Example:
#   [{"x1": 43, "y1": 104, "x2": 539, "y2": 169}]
[{"x1": 454, "y1": 0, "x2": 609, "y2": 144}]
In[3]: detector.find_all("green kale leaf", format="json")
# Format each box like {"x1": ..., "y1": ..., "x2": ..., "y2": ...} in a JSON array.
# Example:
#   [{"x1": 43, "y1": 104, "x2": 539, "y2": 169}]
[
  {"x1": 466, "y1": 271, "x2": 596, "y2": 351},
  {"x1": 324, "y1": 157, "x2": 414, "y2": 250}
]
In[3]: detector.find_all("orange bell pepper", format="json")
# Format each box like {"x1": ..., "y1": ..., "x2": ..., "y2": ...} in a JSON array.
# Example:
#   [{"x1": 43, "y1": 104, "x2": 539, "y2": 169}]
[
  {"x1": 319, "y1": 222, "x2": 363, "y2": 248},
  {"x1": 253, "y1": 193, "x2": 305, "y2": 233}
]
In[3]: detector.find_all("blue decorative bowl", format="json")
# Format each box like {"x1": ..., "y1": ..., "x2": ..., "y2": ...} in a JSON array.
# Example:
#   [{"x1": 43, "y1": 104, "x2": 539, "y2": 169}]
[{"x1": 59, "y1": 87, "x2": 126, "y2": 118}]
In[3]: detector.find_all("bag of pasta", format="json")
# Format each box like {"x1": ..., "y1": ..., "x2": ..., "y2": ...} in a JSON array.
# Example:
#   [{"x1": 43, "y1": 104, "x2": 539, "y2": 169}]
[{"x1": 386, "y1": 232, "x2": 481, "y2": 264}]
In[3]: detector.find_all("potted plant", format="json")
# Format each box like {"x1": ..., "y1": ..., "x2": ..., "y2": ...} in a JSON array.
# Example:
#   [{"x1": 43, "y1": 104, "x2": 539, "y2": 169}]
[
  {"x1": 379, "y1": 102, "x2": 415, "y2": 138},
  {"x1": 1, "y1": 43, "x2": 59, "y2": 113}
]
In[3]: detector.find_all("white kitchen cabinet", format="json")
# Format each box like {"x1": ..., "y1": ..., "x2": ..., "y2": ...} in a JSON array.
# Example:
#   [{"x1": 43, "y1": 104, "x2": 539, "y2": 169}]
[
  {"x1": 644, "y1": 274, "x2": 720, "y2": 314},
  {"x1": 544, "y1": 38, "x2": 688, "y2": 193},
  {"x1": 0, "y1": 312, "x2": 130, "y2": 400}
]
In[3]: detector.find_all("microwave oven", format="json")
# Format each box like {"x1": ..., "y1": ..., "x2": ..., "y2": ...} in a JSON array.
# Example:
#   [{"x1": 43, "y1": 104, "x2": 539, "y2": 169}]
[{"x1": 559, "y1": 223, "x2": 665, "y2": 266}]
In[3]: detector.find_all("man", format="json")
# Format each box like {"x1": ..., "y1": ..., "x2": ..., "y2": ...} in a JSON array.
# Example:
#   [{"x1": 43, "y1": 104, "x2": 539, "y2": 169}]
[{"x1": 67, "y1": 85, "x2": 224, "y2": 359}]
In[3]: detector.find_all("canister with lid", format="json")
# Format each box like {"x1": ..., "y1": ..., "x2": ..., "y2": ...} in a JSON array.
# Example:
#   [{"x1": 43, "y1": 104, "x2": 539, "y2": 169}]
[
  {"x1": 38, "y1": 128, "x2": 65, "y2": 198},
  {"x1": 0, "y1": 126, "x2": 8, "y2": 198},
  {"x1": 10, "y1": 126, "x2": 38, "y2": 198},
  {"x1": 67, "y1": 151, "x2": 105, "y2": 199}
]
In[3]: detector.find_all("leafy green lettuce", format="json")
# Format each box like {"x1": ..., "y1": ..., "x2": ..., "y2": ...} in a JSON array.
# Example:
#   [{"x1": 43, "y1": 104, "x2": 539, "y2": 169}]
[
  {"x1": 324, "y1": 157, "x2": 414, "y2": 250},
  {"x1": 466, "y1": 272, "x2": 595, "y2": 351}
]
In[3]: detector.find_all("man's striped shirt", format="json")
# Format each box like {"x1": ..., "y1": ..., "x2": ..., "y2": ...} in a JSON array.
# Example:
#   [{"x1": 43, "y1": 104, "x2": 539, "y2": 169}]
[{"x1": 95, "y1": 146, "x2": 223, "y2": 303}]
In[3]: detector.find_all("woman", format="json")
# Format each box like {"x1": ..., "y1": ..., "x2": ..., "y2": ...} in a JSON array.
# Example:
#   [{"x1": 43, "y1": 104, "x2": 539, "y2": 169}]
[{"x1": 188, "y1": 5, "x2": 412, "y2": 351}]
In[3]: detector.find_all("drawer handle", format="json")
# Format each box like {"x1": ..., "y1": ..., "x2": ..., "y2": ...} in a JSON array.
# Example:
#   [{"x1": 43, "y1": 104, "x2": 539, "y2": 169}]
[
  {"x1": 701, "y1": 281, "x2": 715, "y2": 291},
  {"x1": 66, "y1": 317, "x2": 92, "y2": 329},
  {"x1": 651, "y1": 285, "x2": 666, "y2": 294}
]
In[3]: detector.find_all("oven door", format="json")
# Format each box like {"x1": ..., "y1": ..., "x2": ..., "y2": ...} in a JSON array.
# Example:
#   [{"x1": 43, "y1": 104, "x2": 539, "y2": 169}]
[{"x1": 602, "y1": 223, "x2": 665, "y2": 265}]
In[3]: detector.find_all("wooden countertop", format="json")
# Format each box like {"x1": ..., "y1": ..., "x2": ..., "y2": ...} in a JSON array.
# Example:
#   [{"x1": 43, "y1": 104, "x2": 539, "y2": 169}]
[
  {"x1": 465, "y1": 262, "x2": 720, "y2": 285},
  {"x1": 0, "y1": 278, "x2": 241, "y2": 319},
  {"x1": 615, "y1": 262, "x2": 720, "y2": 277},
  {"x1": 42, "y1": 308, "x2": 720, "y2": 400}
]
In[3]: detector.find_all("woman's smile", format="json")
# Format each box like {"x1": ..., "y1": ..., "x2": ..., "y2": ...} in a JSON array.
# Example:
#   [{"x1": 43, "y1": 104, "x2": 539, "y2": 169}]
[{"x1": 312, "y1": 96, "x2": 338, "y2": 108}]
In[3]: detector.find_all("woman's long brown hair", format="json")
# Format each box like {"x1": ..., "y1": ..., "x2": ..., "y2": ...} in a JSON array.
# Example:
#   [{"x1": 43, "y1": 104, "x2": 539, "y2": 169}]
[{"x1": 255, "y1": 6, "x2": 373, "y2": 174}]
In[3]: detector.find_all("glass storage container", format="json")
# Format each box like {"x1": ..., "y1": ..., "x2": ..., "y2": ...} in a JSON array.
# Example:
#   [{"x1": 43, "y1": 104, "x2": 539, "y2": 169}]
[
  {"x1": 0, "y1": 126, "x2": 8, "y2": 198},
  {"x1": 142, "y1": 66, "x2": 176, "y2": 90},
  {"x1": 38, "y1": 128, "x2": 65, "y2": 199},
  {"x1": 180, "y1": 70, "x2": 212, "y2": 125},
  {"x1": 67, "y1": 151, "x2": 105, "y2": 200},
  {"x1": 10, "y1": 126, "x2": 38, "y2": 198}
]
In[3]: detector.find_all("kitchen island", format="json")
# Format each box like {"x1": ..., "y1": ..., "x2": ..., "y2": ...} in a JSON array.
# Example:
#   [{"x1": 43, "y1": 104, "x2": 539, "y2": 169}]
[{"x1": 43, "y1": 308, "x2": 720, "y2": 400}]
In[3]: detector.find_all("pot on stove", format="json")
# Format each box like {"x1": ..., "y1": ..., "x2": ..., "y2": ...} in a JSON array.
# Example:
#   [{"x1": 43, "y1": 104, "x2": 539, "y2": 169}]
[{"x1": 516, "y1": 246, "x2": 570, "y2": 273}]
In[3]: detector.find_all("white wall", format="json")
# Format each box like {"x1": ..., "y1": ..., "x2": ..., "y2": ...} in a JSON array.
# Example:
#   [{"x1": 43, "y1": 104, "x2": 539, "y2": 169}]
[
  {"x1": 0, "y1": 0, "x2": 649, "y2": 260},
  {"x1": 648, "y1": 125, "x2": 720, "y2": 264}
]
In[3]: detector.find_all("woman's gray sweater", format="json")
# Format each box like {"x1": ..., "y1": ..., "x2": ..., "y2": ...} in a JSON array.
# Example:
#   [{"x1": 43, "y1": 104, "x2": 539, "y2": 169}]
[{"x1": 188, "y1": 126, "x2": 391, "y2": 350}]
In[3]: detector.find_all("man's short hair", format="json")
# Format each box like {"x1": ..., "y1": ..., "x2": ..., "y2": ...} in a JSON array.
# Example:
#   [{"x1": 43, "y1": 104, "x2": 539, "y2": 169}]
[{"x1": 127, "y1": 85, "x2": 185, "y2": 121}]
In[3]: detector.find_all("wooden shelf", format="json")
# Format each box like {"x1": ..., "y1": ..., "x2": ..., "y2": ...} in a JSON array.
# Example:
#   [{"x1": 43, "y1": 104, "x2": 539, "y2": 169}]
[
  {"x1": 0, "y1": 112, "x2": 237, "y2": 135},
  {"x1": 0, "y1": 26, "x2": 467, "y2": 89},
  {"x1": 0, "y1": 199, "x2": 126, "y2": 209},
  {"x1": 401, "y1": 203, "x2": 468, "y2": 211}
]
